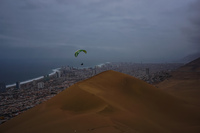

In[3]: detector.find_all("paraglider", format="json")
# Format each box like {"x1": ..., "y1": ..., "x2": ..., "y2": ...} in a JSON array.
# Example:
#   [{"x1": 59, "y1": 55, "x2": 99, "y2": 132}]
[
  {"x1": 74, "y1": 49, "x2": 87, "y2": 66},
  {"x1": 74, "y1": 49, "x2": 87, "y2": 57}
]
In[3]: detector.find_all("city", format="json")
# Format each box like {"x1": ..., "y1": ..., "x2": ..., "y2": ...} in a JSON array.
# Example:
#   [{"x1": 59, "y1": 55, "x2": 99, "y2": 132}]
[{"x1": 0, "y1": 62, "x2": 183, "y2": 124}]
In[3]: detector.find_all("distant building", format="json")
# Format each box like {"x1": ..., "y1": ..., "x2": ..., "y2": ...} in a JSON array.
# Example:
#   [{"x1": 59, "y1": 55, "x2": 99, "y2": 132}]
[
  {"x1": 92, "y1": 69, "x2": 96, "y2": 75},
  {"x1": 56, "y1": 71, "x2": 61, "y2": 78},
  {"x1": 38, "y1": 82, "x2": 44, "y2": 89},
  {"x1": 44, "y1": 74, "x2": 50, "y2": 81},
  {"x1": 16, "y1": 81, "x2": 21, "y2": 89},
  {"x1": 0, "y1": 82, "x2": 6, "y2": 93},
  {"x1": 146, "y1": 68, "x2": 150, "y2": 75},
  {"x1": 32, "y1": 80, "x2": 36, "y2": 86}
]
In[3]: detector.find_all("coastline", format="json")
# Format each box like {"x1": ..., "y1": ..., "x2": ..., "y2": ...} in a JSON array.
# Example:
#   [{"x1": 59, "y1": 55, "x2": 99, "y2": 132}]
[
  {"x1": 5, "y1": 62, "x2": 109, "y2": 88},
  {"x1": 6, "y1": 68, "x2": 60, "y2": 88}
]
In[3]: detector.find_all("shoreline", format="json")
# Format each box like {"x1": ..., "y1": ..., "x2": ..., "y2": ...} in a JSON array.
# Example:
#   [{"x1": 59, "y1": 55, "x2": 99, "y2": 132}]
[
  {"x1": 6, "y1": 68, "x2": 60, "y2": 88},
  {"x1": 5, "y1": 62, "x2": 109, "y2": 88}
]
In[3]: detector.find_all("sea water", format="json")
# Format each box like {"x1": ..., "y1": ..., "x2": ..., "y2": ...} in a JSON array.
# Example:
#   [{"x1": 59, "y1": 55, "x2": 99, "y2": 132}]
[{"x1": 0, "y1": 58, "x2": 104, "y2": 87}]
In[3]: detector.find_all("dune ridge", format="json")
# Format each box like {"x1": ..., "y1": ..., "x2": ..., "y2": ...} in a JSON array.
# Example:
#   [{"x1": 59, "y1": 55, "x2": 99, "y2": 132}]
[{"x1": 0, "y1": 70, "x2": 200, "y2": 133}]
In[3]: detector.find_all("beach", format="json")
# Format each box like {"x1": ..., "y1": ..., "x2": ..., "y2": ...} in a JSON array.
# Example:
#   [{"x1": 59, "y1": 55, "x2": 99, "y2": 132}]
[{"x1": 6, "y1": 68, "x2": 60, "y2": 88}]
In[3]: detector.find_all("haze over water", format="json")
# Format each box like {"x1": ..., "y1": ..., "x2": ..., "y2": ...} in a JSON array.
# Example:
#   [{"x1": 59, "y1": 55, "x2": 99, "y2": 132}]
[{"x1": 0, "y1": 58, "x2": 103, "y2": 85}]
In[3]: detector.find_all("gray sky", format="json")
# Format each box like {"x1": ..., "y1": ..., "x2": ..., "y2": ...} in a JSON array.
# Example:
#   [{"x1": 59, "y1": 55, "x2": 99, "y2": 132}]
[{"x1": 0, "y1": 0, "x2": 200, "y2": 62}]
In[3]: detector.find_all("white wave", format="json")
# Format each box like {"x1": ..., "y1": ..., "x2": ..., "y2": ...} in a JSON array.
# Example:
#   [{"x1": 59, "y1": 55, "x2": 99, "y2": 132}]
[
  {"x1": 6, "y1": 68, "x2": 61, "y2": 88},
  {"x1": 96, "y1": 62, "x2": 110, "y2": 67}
]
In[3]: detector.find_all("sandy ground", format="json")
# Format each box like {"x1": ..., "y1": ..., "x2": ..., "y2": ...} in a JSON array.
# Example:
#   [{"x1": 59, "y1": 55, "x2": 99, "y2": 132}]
[{"x1": 0, "y1": 59, "x2": 200, "y2": 133}]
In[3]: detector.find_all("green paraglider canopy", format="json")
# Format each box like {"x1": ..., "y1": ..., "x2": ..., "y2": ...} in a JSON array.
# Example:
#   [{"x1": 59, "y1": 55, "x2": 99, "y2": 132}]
[{"x1": 74, "y1": 49, "x2": 87, "y2": 57}]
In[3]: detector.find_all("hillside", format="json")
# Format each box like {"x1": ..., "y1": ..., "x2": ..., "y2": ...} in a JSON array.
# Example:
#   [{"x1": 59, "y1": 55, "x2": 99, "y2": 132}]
[
  {"x1": 0, "y1": 70, "x2": 200, "y2": 133},
  {"x1": 179, "y1": 53, "x2": 200, "y2": 63},
  {"x1": 157, "y1": 57, "x2": 200, "y2": 105}
]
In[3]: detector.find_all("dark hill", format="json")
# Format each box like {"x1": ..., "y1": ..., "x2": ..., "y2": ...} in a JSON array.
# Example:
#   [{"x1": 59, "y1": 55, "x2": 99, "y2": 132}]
[{"x1": 158, "y1": 57, "x2": 200, "y2": 105}]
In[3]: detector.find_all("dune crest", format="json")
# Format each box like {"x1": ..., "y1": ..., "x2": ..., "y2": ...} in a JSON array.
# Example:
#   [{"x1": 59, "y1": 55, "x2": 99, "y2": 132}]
[{"x1": 0, "y1": 70, "x2": 200, "y2": 133}]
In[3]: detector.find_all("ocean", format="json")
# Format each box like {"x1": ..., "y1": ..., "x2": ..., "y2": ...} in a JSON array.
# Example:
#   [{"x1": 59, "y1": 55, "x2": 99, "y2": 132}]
[{"x1": 0, "y1": 58, "x2": 104, "y2": 87}]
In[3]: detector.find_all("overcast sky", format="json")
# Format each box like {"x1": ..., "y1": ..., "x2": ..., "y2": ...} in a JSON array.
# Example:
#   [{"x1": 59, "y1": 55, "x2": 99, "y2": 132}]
[{"x1": 0, "y1": 0, "x2": 200, "y2": 62}]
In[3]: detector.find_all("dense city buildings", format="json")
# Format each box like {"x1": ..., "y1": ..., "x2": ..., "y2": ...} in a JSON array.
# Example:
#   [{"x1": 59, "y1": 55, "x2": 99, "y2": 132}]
[{"x1": 0, "y1": 62, "x2": 183, "y2": 124}]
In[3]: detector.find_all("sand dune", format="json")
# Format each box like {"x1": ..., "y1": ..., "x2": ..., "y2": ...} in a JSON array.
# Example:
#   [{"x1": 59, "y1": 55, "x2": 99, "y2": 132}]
[{"x1": 0, "y1": 66, "x2": 200, "y2": 132}]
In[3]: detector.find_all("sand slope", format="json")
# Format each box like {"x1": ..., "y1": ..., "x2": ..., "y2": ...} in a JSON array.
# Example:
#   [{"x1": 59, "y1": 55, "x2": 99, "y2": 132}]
[
  {"x1": 0, "y1": 70, "x2": 200, "y2": 133},
  {"x1": 157, "y1": 57, "x2": 200, "y2": 105}
]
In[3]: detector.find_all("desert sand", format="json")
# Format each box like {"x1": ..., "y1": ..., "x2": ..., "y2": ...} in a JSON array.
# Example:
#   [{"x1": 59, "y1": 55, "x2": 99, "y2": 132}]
[{"x1": 0, "y1": 59, "x2": 200, "y2": 133}]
